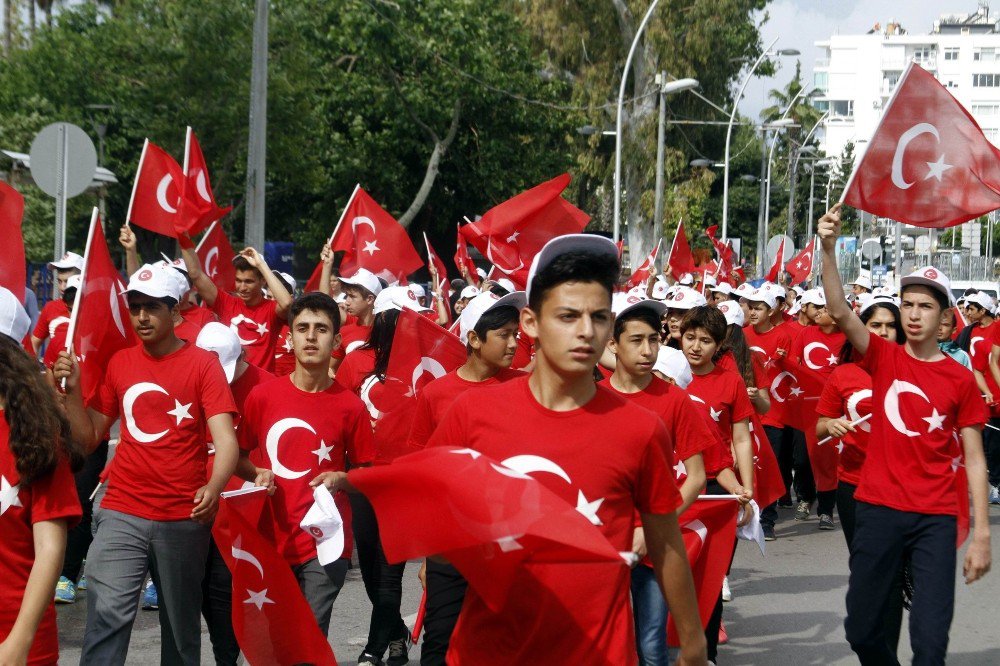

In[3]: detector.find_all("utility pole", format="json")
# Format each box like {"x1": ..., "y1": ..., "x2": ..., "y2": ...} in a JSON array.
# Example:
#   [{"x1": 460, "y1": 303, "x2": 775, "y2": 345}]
[
  {"x1": 653, "y1": 72, "x2": 667, "y2": 272},
  {"x1": 244, "y1": 0, "x2": 268, "y2": 250}
]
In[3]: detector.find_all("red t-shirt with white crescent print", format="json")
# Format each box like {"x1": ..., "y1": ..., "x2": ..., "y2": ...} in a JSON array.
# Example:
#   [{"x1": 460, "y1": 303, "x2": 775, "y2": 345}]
[
  {"x1": 91, "y1": 342, "x2": 237, "y2": 521},
  {"x1": 0, "y1": 417, "x2": 81, "y2": 665},
  {"x1": 685, "y1": 365, "x2": 754, "y2": 478},
  {"x1": 238, "y1": 376, "x2": 375, "y2": 566},
  {"x1": 857, "y1": 332, "x2": 987, "y2": 515},
  {"x1": 427, "y1": 376, "x2": 680, "y2": 665},
  {"x1": 816, "y1": 363, "x2": 873, "y2": 486},
  {"x1": 32, "y1": 299, "x2": 71, "y2": 367},
  {"x1": 210, "y1": 290, "x2": 284, "y2": 371},
  {"x1": 744, "y1": 324, "x2": 792, "y2": 428},
  {"x1": 790, "y1": 326, "x2": 846, "y2": 378},
  {"x1": 970, "y1": 333, "x2": 1000, "y2": 417}
]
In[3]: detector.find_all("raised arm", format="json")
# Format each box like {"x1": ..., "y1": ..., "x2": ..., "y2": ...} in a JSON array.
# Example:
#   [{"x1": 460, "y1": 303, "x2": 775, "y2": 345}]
[
  {"x1": 119, "y1": 225, "x2": 141, "y2": 277},
  {"x1": 180, "y1": 244, "x2": 219, "y2": 307},
  {"x1": 818, "y1": 203, "x2": 870, "y2": 356},
  {"x1": 318, "y1": 242, "x2": 333, "y2": 296},
  {"x1": 240, "y1": 248, "x2": 293, "y2": 318}
]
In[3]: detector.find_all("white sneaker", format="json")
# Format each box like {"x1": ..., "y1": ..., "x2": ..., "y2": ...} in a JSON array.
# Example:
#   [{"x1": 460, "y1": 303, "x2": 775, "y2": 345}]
[
  {"x1": 721, "y1": 576, "x2": 732, "y2": 602},
  {"x1": 989, "y1": 485, "x2": 1000, "y2": 505}
]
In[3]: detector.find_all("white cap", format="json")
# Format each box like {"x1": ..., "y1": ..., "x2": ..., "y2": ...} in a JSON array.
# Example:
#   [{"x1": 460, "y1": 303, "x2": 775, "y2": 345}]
[
  {"x1": 677, "y1": 273, "x2": 695, "y2": 286},
  {"x1": 900, "y1": 266, "x2": 955, "y2": 306},
  {"x1": 611, "y1": 292, "x2": 668, "y2": 321},
  {"x1": 717, "y1": 300, "x2": 745, "y2": 327},
  {"x1": 799, "y1": 288, "x2": 826, "y2": 307},
  {"x1": 299, "y1": 485, "x2": 345, "y2": 565},
  {"x1": 788, "y1": 300, "x2": 802, "y2": 316},
  {"x1": 340, "y1": 268, "x2": 383, "y2": 297},
  {"x1": 859, "y1": 293, "x2": 900, "y2": 316},
  {"x1": 476, "y1": 267, "x2": 488, "y2": 279},
  {"x1": 64, "y1": 275, "x2": 83, "y2": 291},
  {"x1": 496, "y1": 278, "x2": 516, "y2": 293},
  {"x1": 334, "y1": 292, "x2": 347, "y2": 304},
  {"x1": 760, "y1": 282, "x2": 787, "y2": 301},
  {"x1": 665, "y1": 286, "x2": 707, "y2": 311},
  {"x1": 458, "y1": 291, "x2": 527, "y2": 344},
  {"x1": 373, "y1": 285, "x2": 432, "y2": 315},
  {"x1": 156, "y1": 260, "x2": 190, "y2": 298},
  {"x1": 48, "y1": 251, "x2": 84, "y2": 272},
  {"x1": 650, "y1": 280, "x2": 670, "y2": 300},
  {"x1": 653, "y1": 346, "x2": 693, "y2": 389},
  {"x1": 159, "y1": 253, "x2": 190, "y2": 276},
  {"x1": 196, "y1": 322, "x2": 242, "y2": 382},
  {"x1": 966, "y1": 291, "x2": 995, "y2": 312},
  {"x1": 852, "y1": 275, "x2": 873, "y2": 290},
  {"x1": 746, "y1": 287, "x2": 777, "y2": 309},
  {"x1": 703, "y1": 274, "x2": 717, "y2": 288},
  {"x1": 409, "y1": 283, "x2": 426, "y2": 299},
  {"x1": 733, "y1": 283, "x2": 754, "y2": 299},
  {"x1": 872, "y1": 286, "x2": 896, "y2": 298},
  {"x1": 126, "y1": 264, "x2": 184, "y2": 301},
  {"x1": 459, "y1": 285, "x2": 480, "y2": 300},
  {"x1": 710, "y1": 282, "x2": 733, "y2": 297},
  {"x1": 525, "y1": 234, "x2": 619, "y2": 303},
  {"x1": 277, "y1": 272, "x2": 296, "y2": 291},
  {"x1": 0, "y1": 287, "x2": 30, "y2": 342}
]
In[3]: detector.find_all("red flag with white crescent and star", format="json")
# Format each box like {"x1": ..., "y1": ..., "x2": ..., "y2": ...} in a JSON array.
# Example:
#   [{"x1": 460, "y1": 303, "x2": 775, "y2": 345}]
[
  {"x1": 454, "y1": 223, "x2": 479, "y2": 283},
  {"x1": 212, "y1": 488, "x2": 338, "y2": 666},
  {"x1": 459, "y1": 174, "x2": 590, "y2": 277},
  {"x1": 842, "y1": 62, "x2": 1000, "y2": 228},
  {"x1": 666, "y1": 220, "x2": 696, "y2": 280},
  {"x1": 196, "y1": 220, "x2": 237, "y2": 294},
  {"x1": 179, "y1": 127, "x2": 233, "y2": 236},
  {"x1": 765, "y1": 237, "x2": 786, "y2": 283},
  {"x1": 330, "y1": 188, "x2": 423, "y2": 282},
  {"x1": 0, "y1": 182, "x2": 25, "y2": 304},
  {"x1": 784, "y1": 237, "x2": 815, "y2": 286},
  {"x1": 772, "y1": 357, "x2": 840, "y2": 491},
  {"x1": 625, "y1": 239, "x2": 662, "y2": 289},
  {"x1": 127, "y1": 140, "x2": 187, "y2": 237}
]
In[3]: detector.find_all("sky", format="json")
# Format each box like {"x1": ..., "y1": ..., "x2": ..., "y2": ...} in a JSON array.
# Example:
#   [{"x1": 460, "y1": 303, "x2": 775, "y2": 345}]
[{"x1": 739, "y1": 0, "x2": 981, "y2": 117}]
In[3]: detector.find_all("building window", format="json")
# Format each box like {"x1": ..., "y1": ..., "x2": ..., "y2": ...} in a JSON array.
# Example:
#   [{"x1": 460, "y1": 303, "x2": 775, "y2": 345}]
[
  {"x1": 944, "y1": 47, "x2": 960, "y2": 61},
  {"x1": 973, "y1": 73, "x2": 1000, "y2": 87},
  {"x1": 945, "y1": 79, "x2": 959, "y2": 88},
  {"x1": 974, "y1": 47, "x2": 997, "y2": 62},
  {"x1": 813, "y1": 71, "x2": 828, "y2": 91},
  {"x1": 973, "y1": 103, "x2": 1000, "y2": 116},
  {"x1": 913, "y1": 46, "x2": 935, "y2": 63},
  {"x1": 830, "y1": 100, "x2": 854, "y2": 117}
]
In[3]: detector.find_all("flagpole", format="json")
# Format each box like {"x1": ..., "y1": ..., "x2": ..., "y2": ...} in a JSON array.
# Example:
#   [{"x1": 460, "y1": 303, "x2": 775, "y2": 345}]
[
  {"x1": 327, "y1": 183, "x2": 361, "y2": 244},
  {"x1": 124, "y1": 139, "x2": 150, "y2": 228},
  {"x1": 63, "y1": 208, "x2": 100, "y2": 372},
  {"x1": 195, "y1": 220, "x2": 218, "y2": 253},
  {"x1": 817, "y1": 413, "x2": 873, "y2": 445},
  {"x1": 668, "y1": 219, "x2": 682, "y2": 278},
  {"x1": 183, "y1": 126, "x2": 192, "y2": 175},
  {"x1": 696, "y1": 495, "x2": 742, "y2": 500}
]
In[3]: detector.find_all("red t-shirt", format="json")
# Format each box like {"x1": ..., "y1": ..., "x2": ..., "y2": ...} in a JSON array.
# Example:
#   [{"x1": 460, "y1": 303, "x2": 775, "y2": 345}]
[
  {"x1": 174, "y1": 305, "x2": 216, "y2": 344},
  {"x1": 0, "y1": 418, "x2": 81, "y2": 666},
  {"x1": 206, "y1": 363, "x2": 275, "y2": 491},
  {"x1": 32, "y1": 299, "x2": 71, "y2": 367},
  {"x1": 971, "y1": 334, "x2": 1000, "y2": 417},
  {"x1": 239, "y1": 376, "x2": 375, "y2": 565},
  {"x1": 210, "y1": 290, "x2": 284, "y2": 372},
  {"x1": 272, "y1": 324, "x2": 296, "y2": 376},
  {"x1": 816, "y1": 363, "x2": 873, "y2": 486},
  {"x1": 969, "y1": 320, "x2": 996, "y2": 356},
  {"x1": 686, "y1": 365, "x2": 754, "y2": 478},
  {"x1": 407, "y1": 368, "x2": 524, "y2": 450},
  {"x1": 856, "y1": 332, "x2": 987, "y2": 515},
  {"x1": 790, "y1": 326, "x2": 846, "y2": 378},
  {"x1": 428, "y1": 377, "x2": 680, "y2": 665},
  {"x1": 335, "y1": 347, "x2": 376, "y2": 394},
  {"x1": 745, "y1": 324, "x2": 792, "y2": 428},
  {"x1": 92, "y1": 342, "x2": 237, "y2": 520},
  {"x1": 332, "y1": 322, "x2": 372, "y2": 361}
]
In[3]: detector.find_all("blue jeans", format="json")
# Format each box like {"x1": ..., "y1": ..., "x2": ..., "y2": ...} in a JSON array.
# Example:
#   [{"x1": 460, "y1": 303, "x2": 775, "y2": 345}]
[{"x1": 631, "y1": 564, "x2": 670, "y2": 666}]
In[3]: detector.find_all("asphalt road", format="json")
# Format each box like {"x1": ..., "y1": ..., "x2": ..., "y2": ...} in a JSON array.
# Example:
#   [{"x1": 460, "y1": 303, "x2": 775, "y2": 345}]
[{"x1": 56, "y1": 506, "x2": 1000, "y2": 665}]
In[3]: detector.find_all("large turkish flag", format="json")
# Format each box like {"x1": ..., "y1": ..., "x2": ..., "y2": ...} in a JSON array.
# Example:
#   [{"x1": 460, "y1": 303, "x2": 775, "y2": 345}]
[
  {"x1": 330, "y1": 187, "x2": 423, "y2": 282},
  {"x1": 0, "y1": 182, "x2": 25, "y2": 303}
]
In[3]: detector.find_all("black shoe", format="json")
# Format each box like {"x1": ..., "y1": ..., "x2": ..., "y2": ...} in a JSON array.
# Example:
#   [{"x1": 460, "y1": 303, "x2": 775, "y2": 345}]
[
  {"x1": 777, "y1": 498, "x2": 793, "y2": 509},
  {"x1": 386, "y1": 636, "x2": 410, "y2": 666},
  {"x1": 818, "y1": 514, "x2": 835, "y2": 530},
  {"x1": 763, "y1": 524, "x2": 776, "y2": 541},
  {"x1": 358, "y1": 653, "x2": 383, "y2": 665}
]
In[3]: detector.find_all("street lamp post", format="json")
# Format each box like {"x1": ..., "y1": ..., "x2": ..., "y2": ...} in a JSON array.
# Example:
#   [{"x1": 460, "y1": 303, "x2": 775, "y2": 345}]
[
  {"x1": 654, "y1": 73, "x2": 700, "y2": 268},
  {"x1": 785, "y1": 110, "x2": 829, "y2": 238},
  {"x1": 758, "y1": 118, "x2": 795, "y2": 274}
]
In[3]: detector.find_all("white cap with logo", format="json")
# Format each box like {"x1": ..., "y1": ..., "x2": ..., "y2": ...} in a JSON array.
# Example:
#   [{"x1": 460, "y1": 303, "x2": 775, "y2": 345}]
[
  {"x1": 611, "y1": 292, "x2": 668, "y2": 320},
  {"x1": 717, "y1": 300, "x2": 745, "y2": 327},
  {"x1": 196, "y1": 322, "x2": 243, "y2": 382},
  {"x1": 0, "y1": 287, "x2": 30, "y2": 342},
  {"x1": 664, "y1": 286, "x2": 707, "y2": 311},
  {"x1": 966, "y1": 290, "x2": 995, "y2": 312},
  {"x1": 126, "y1": 264, "x2": 185, "y2": 301},
  {"x1": 653, "y1": 346, "x2": 693, "y2": 389},
  {"x1": 900, "y1": 266, "x2": 955, "y2": 306},
  {"x1": 458, "y1": 291, "x2": 527, "y2": 344},
  {"x1": 299, "y1": 485, "x2": 345, "y2": 565},
  {"x1": 373, "y1": 285, "x2": 433, "y2": 315},
  {"x1": 799, "y1": 288, "x2": 827, "y2": 307},
  {"x1": 48, "y1": 251, "x2": 85, "y2": 272},
  {"x1": 852, "y1": 275, "x2": 873, "y2": 290},
  {"x1": 710, "y1": 282, "x2": 733, "y2": 296},
  {"x1": 339, "y1": 268, "x2": 383, "y2": 297},
  {"x1": 459, "y1": 285, "x2": 480, "y2": 300}
]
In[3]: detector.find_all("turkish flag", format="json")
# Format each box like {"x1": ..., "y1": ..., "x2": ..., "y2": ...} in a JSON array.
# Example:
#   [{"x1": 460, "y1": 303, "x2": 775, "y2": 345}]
[
  {"x1": 747, "y1": 410, "x2": 786, "y2": 509},
  {"x1": 69, "y1": 210, "x2": 136, "y2": 402},
  {"x1": 765, "y1": 237, "x2": 785, "y2": 283},
  {"x1": 179, "y1": 127, "x2": 232, "y2": 236},
  {"x1": 704, "y1": 225, "x2": 735, "y2": 271},
  {"x1": 667, "y1": 499, "x2": 738, "y2": 645},
  {"x1": 212, "y1": 488, "x2": 338, "y2": 666},
  {"x1": 843, "y1": 63, "x2": 1000, "y2": 228},
  {"x1": 128, "y1": 140, "x2": 186, "y2": 237},
  {"x1": 196, "y1": 220, "x2": 237, "y2": 294},
  {"x1": 459, "y1": 174, "x2": 589, "y2": 276},
  {"x1": 771, "y1": 358, "x2": 839, "y2": 491},
  {"x1": 625, "y1": 239, "x2": 661, "y2": 289},
  {"x1": 330, "y1": 187, "x2": 422, "y2": 282},
  {"x1": 0, "y1": 182, "x2": 25, "y2": 303},
  {"x1": 784, "y1": 238, "x2": 815, "y2": 286},
  {"x1": 667, "y1": 220, "x2": 696, "y2": 280},
  {"x1": 423, "y1": 233, "x2": 450, "y2": 322},
  {"x1": 454, "y1": 224, "x2": 479, "y2": 282}
]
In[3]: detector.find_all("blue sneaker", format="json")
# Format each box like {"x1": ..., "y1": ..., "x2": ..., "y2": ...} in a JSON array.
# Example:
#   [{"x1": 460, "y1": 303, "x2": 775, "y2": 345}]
[
  {"x1": 54, "y1": 576, "x2": 76, "y2": 604},
  {"x1": 142, "y1": 580, "x2": 159, "y2": 610},
  {"x1": 76, "y1": 574, "x2": 87, "y2": 591}
]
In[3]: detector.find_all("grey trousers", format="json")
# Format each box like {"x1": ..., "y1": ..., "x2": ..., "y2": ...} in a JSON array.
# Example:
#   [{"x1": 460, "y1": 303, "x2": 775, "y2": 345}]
[
  {"x1": 293, "y1": 557, "x2": 349, "y2": 636},
  {"x1": 81, "y1": 508, "x2": 211, "y2": 666}
]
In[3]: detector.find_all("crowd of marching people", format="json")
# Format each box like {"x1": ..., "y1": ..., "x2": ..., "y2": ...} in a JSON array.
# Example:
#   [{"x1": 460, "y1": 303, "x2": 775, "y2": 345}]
[{"x1": 0, "y1": 198, "x2": 995, "y2": 666}]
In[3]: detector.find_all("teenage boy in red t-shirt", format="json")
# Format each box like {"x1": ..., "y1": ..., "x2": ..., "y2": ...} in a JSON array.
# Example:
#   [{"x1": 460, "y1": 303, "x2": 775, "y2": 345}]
[
  {"x1": 55, "y1": 264, "x2": 241, "y2": 665},
  {"x1": 182, "y1": 244, "x2": 292, "y2": 372},
  {"x1": 819, "y1": 203, "x2": 991, "y2": 664},
  {"x1": 30, "y1": 251, "x2": 83, "y2": 359},
  {"x1": 331, "y1": 268, "x2": 382, "y2": 372}
]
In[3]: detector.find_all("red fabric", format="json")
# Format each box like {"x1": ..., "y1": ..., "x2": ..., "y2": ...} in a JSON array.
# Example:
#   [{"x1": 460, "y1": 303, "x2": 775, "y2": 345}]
[
  {"x1": 784, "y1": 238, "x2": 815, "y2": 285},
  {"x1": 667, "y1": 220, "x2": 696, "y2": 279},
  {"x1": 239, "y1": 376, "x2": 374, "y2": 564},
  {"x1": 765, "y1": 237, "x2": 785, "y2": 283},
  {"x1": 857, "y1": 332, "x2": 987, "y2": 514},
  {"x1": 790, "y1": 326, "x2": 846, "y2": 377},
  {"x1": 423, "y1": 233, "x2": 451, "y2": 323},
  {"x1": 0, "y1": 418, "x2": 81, "y2": 665},
  {"x1": 686, "y1": 366, "x2": 754, "y2": 478},
  {"x1": 745, "y1": 325, "x2": 793, "y2": 428},
  {"x1": 206, "y1": 363, "x2": 275, "y2": 491},
  {"x1": 33, "y1": 299, "x2": 71, "y2": 367},
  {"x1": 748, "y1": 410, "x2": 787, "y2": 508},
  {"x1": 71, "y1": 218, "x2": 138, "y2": 401},
  {"x1": 347, "y1": 446, "x2": 633, "y2": 665},
  {"x1": 211, "y1": 489, "x2": 337, "y2": 665},
  {"x1": 174, "y1": 304, "x2": 216, "y2": 344},
  {"x1": 334, "y1": 347, "x2": 375, "y2": 394},
  {"x1": 842, "y1": 63, "x2": 1000, "y2": 228},
  {"x1": 0, "y1": 183, "x2": 25, "y2": 303},
  {"x1": 331, "y1": 322, "x2": 371, "y2": 361},
  {"x1": 459, "y1": 174, "x2": 589, "y2": 278},
  {"x1": 272, "y1": 324, "x2": 295, "y2": 376},
  {"x1": 454, "y1": 224, "x2": 479, "y2": 281},
  {"x1": 704, "y1": 225, "x2": 735, "y2": 278},
  {"x1": 625, "y1": 239, "x2": 661, "y2": 289},
  {"x1": 971, "y1": 334, "x2": 1000, "y2": 416},
  {"x1": 666, "y1": 499, "x2": 738, "y2": 646},
  {"x1": 195, "y1": 220, "x2": 237, "y2": 295},
  {"x1": 179, "y1": 129, "x2": 232, "y2": 236},
  {"x1": 210, "y1": 290, "x2": 283, "y2": 372},
  {"x1": 91, "y1": 342, "x2": 237, "y2": 520},
  {"x1": 407, "y1": 368, "x2": 524, "y2": 450},
  {"x1": 330, "y1": 188, "x2": 422, "y2": 282},
  {"x1": 128, "y1": 141, "x2": 187, "y2": 237},
  {"x1": 816, "y1": 363, "x2": 873, "y2": 487}
]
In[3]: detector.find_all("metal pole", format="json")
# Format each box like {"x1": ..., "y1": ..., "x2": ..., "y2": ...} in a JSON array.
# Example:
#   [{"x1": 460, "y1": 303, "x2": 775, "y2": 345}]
[
  {"x1": 653, "y1": 72, "x2": 666, "y2": 272},
  {"x1": 894, "y1": 219, "x2": 903, "y2": 281},
  {"x1": 756, "y1": 128, "x2": 769, "y2": 276},
  {"x1": 786, "y1": 149, "x2": 799, "y2": 239},
  {"x1": 53, "y1": 124, "x2": 68, "y2": 300},
  {"x1": 807, "y1": 165, "x2": 816, "y2": 241},
  {"x1": 613, "y1": 0, "x2": 663, "y2": 244},
  {"x1": 244, "y1": 0, "x2": 268, "y2": 250}
]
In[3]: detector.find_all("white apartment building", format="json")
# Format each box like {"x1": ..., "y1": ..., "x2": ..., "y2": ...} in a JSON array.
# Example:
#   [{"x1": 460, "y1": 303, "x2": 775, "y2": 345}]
[{"x1": 813, "y1": 4, "x2": 1000, "y2": 162}]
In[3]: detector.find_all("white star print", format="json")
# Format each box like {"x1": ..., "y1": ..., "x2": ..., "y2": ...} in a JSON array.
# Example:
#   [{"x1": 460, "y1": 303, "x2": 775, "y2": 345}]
[
  {"x1": 0, "y1": 475, "x2": 23, "y2": 515},
  {"x1": 255, "y1": 322, "x2": 269, "y2": 336},
  {"x1": 952, "y1": 456, "x2": 963, "y2": 473},
  {"x1": 790, "y1": 386, "x2": 804, "y2": 398},
  {"x1": 836, "y1": 442, "x2": 845, "y2": 454},
  {"x1": 674, "y1": 459, "x2": 687, "y2": 479},
  {"x1": 924, "y1": 155, "x2": 952, "y2": 182},
  {"x1": 166, "y1": 400, "x2": 193, "y2": 426},
  {"x1": 495, "y1": 535, "x2": 524, "y2": 552},
  {"x1": 796, "y1": 261, "x2": 804, "y2": 269},
  {"x1": 282, "y1": 335, "x2": 293, "y2": 352},
  {"x1": 923, "y1": 408, "x2": 947, "y2": 432},
  {"x1": 363, "y1": 240, "x2": 380, "y2": 256},
  {"x1": 243, "y1": 588, "x2": 275, "y2": 610},
  {"x1": 312, "y1": 440, "x2": 334, "y2": 463},
  {"x1": 576, "y1": 491, "x2": 605, "y2": 526},
  {"x1": 450, "y1": 448, "x2": 481, "y2": 459},
  {"x1": 709, "y1": 407, "x2": 722, "y2": 422},
  {"x1": 826, "y1": 353, "x2": 839, "y2": 366},
  {"x1": 505, "y1": 231, "x2": 520, "y2": 244}
]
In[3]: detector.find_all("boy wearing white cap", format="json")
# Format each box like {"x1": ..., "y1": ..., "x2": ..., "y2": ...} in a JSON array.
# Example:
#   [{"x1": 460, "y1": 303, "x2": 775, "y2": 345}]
[
  {"x1": 819, "y1": 204, "x2": 991, "y2": 664},
  {"x1": 30, "y1": 252, "x2": 84, "y2": 360},
  {"x1": 54, "y1": 263, "x2": 241, "y2": 665},
  {"x1": 331, "y1": 267, "x2": 383, "y2": 371}
]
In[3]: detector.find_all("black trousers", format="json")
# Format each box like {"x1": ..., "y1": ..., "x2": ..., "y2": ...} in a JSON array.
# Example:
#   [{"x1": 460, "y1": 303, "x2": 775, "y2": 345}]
[
  {"x1": 760, "y1": 426, "x2": 815, "y2": 527},
  {"x1": 983, "y1": 416, "x2": 1000, "y2": 487},
  {"x1": 201, "y1": 538, "x2": 240, "y2": 666},
  {"x1": 420, "y1": 560, "x2": 468, "y2": 666},
  {"x1": 61, "y1": 440, "x2": 109, "y2": 581},
  {"x1": 845, "y1": 502, "x2": 956, "y2": 666},
  {"x1": 351, "y1": 494, "x2": 408, "y2": 658}
]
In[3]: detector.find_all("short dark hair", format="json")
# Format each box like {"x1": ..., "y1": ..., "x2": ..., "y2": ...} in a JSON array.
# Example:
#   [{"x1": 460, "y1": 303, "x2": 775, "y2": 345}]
[
  {"x1": 901, "y1": 284, "x2": 949, "y2": 312},
  {"x1": 613, "y1": 307, "x2": 662, "y2": 341},
  {"x1": 527, "y1": 251, "x2": 619, "y2": 312},
  {"x1": 232, "y1": 255, "x2": 262, "y2": 278},
  {"x1": 489, "y1": 283, "x2": 510, "y2": 297},
  {"x1": 342, "y1": 283, "x2": 375, "y2": 301},
  {"x1": 289, "y1": 292, "x2": 341, "y2": 332},
  {"x1": 470, "y1": 305, "x2": 519, "y2": 347},
  {"x1": 679, "y1": 305, "x2": 727, "y2": 344}
]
